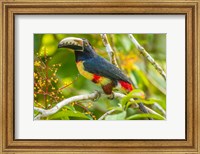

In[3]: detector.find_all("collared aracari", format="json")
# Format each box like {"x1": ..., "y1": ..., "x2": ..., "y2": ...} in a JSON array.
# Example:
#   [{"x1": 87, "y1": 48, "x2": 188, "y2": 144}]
[{"x1": 58, "y1": 37, "x2": 150, "y2": 115}]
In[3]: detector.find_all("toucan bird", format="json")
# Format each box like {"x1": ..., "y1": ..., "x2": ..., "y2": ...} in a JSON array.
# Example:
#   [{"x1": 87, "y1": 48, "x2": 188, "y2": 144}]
[{"x1": 58, "y1": 37, "x2": 150, "y2": 116}]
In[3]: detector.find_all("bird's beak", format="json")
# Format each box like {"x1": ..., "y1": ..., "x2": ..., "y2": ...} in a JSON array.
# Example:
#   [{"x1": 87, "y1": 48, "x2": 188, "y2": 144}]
[{"x1": 58, "y1": 37, "x2": 84, "y2": 51}]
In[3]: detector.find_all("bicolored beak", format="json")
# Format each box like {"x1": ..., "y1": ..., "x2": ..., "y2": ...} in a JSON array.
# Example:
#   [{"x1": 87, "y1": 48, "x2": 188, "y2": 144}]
[{"x1": 58, "y1": 37, "x2": 84, "y2": 51}]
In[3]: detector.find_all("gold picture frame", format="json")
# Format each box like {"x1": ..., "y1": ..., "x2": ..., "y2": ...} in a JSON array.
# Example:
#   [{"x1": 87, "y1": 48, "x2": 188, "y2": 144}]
[{"x1": 0, "y1": 0, "x2": 199, "y2": 153}]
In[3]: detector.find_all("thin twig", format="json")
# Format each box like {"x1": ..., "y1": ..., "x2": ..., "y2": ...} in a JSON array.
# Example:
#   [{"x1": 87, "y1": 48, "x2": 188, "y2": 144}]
[
  {"x1": 74, "y1": 102, "x2": 96, "y2": 120},
  {"x1": 44, "y1": 47, "x2": 48, "y2": 109},
  {"x1": 58, "y1": 74, "x2": 79, "y2": 91},
  {"x1": 144, "y1": 106, "x2": 165, "y2": 119},
  {"x1": 98, "y1": 109, "x2": 116, "y2": 120},
  {"x1": 100, "y1": 34, "x2": 119, "y2": 67},
  {"x1": 128, "y1": 34, "x2": 166, "y2": 80}
]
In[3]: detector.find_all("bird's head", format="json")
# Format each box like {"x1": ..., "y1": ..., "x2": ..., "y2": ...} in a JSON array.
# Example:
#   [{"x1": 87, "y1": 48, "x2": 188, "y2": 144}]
[
  {"x1": 58, "y1": 37, "x2": 97, "y2": 61},
  {"x1": 58, "y1": 37, "x2": 92, "y2": 52}
]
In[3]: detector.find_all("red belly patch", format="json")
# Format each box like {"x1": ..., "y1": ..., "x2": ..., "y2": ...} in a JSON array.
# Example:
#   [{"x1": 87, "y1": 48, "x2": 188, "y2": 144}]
[
  {"x1": 92, "y1": 74, "x2": 101, "y2": 83},
  {"x1": 119, "y1": 80, "x2": 133, "y2": 92}
]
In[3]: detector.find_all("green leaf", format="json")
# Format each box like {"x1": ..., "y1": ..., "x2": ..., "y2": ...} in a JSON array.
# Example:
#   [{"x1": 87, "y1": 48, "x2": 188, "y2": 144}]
[
  {"x1": 107, "y1": 106, "x2": 123, "y2": 112},
  {"x1": 148, "y1": 98, "x2": 163, "y2": 104},
  {"x1": 65, "y1": 110, "x2": 90, "y2": 120},
  {"x1": 48, "y1": 110, "x2": 69, "y2": 120},
  {"x1": 85, "y1": 114, "x2": 93, "y2": 120},
  {"x1": 49, "y1": 110, "x2": 90, "y2": 120},
  {"x1": 134, "y1": 69, "x2": 150, "y2": 87},
  {"x1": 65, "y1": 105, "x2": 76, "y2": 112},
  {"x1": 121, "y1": 89, "x2": 145, "y2": 107},
  {"x1": 126, "y1": 113, "x2": 165, "y2": 120},
  {"x1": 126, "y1": 99, "x2": 155, "y2": 109},
  {"x1": 34, "y1": 111, "x2": 41, "y2": 118},
  {"x1": 105, "y1": 111, "x2": 126, "y2": 120}
]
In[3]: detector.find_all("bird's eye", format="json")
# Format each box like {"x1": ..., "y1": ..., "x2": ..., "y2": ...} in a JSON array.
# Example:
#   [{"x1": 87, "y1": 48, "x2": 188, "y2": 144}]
[{"x1": 85, "y1": 42, "x2": 89, "y2": 46}]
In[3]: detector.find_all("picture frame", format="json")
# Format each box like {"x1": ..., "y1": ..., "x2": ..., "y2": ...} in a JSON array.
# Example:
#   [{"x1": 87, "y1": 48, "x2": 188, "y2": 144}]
[{"x1": 0, "y1": 0, "x2": 199, "y2": 153}]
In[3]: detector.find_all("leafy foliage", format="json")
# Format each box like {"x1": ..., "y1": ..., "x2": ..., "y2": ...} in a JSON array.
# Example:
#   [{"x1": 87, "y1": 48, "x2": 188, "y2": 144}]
[{"x1": 34, "y1": 34, "x2": 166, "y2": 120}]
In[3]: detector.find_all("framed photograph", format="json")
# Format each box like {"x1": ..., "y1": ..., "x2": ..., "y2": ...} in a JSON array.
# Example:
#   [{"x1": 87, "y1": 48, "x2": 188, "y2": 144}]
[{"x1": 1, "y1": 0, "x2": 199, "y2": 153}]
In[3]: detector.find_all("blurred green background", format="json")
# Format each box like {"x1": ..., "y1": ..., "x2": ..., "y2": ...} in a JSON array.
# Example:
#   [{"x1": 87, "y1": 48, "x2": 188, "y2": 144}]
[{"x1": 34, "y1": 34, "x2": 166, "y2": 120}]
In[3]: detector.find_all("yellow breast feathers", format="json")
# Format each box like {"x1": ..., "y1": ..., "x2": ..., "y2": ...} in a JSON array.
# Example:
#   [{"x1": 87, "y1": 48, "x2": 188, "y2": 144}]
[{"x1": 76, "y1": 61, "x2": 94, "y2": 80}]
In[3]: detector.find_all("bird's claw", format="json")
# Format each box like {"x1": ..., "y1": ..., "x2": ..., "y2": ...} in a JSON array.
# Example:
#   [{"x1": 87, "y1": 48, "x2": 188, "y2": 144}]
[
  {"x1": 107, "y1": 92, "x2": 115, "y2": 100},
  {"x1": 93, "y1": 90, "x2": 101, "y2": 101}
]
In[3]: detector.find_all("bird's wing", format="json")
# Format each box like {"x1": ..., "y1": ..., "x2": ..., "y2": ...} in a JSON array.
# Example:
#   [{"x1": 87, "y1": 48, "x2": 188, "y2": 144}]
[{"x1": 83, "y1": 56, "x2": 133, "y2": 84}]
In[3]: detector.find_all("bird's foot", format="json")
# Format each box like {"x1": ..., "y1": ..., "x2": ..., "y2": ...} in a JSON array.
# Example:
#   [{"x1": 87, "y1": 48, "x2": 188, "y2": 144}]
[
  {"x1": 93, "y1": 90, "x2": 101, "y2": 101},
  {"x1": 107, "y1": 92, "x2": 115, "y2": 100}
]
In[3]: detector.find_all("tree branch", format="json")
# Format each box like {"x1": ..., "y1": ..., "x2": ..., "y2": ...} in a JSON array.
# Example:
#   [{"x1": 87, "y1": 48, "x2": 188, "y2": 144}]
[
  {"x1": 34, "y1": 91, "x2": 100, "y2": 120},
  {"x1": 34, "y1": 91, "x2": 164, "y2": 120},
  {"x1": 100, "y1": 34, "x2": 119, "y2": 67},
  {"x1": 128, "y1": 34, "x2": 166, "y2": 80},
  {"x1": 34, "y1": 92, "x2": 124, "y2": 120}
]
